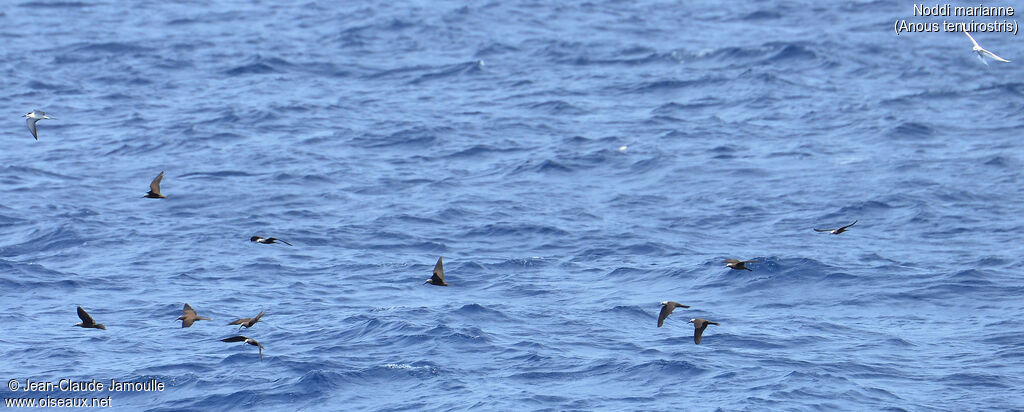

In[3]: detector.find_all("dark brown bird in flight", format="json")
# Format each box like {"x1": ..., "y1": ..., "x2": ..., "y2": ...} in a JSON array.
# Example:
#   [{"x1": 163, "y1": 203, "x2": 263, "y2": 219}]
[
  {"x1": 724, "y1": 259, "x2": 757, "y2": 271},
  {"x1": 689, "y1": 318, "x2": 720, "y2": 344},
  {"x1": 222, "y1": 335, "x2": 263, "y2": 361},
  {"x1": 143, "y1": 171, "x2": 166, "y2": 198},
  {"x1": 814, "y1": 220, "x2": 857, "y2": 235},
  {"x1": 74, "y1": 306, "x2": 106, "y2": 330},
  {"x1": 250, "y1": 236, "x2": 292, "y2": 246},
  {"x1": 424, "y1": 256, "x2": 448, "y2": 286},
  {"x1": 657, "y1": 301, "x2": 690, "y2": 327},
  {"x1": 177, "y1": 303, "x2": 210, "y2": 328},
  {"x1": 228, "y1": 311, "x2": 265, "y2": 329}
]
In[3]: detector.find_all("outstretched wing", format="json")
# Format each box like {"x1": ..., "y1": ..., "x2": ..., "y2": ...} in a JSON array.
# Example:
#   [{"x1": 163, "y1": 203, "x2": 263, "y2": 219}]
[
  {"x1": 26, "y1": 118, "x2": 39, "y2": 140},
  {"x1": 981, "y1": 48, "x2": 1011, "y2": 63},
  {"x1": 432, "y1": 257, "x2": 445, "y2": 283},
  {"x1": 840, "y1": 220, "x2": 858, "y2": 230},
  {"x1": 183, "y1": 303, "x2": 197, "y2": 316},
  {"x1": 252, "y1": 311, "x2": 265, "y2": 322},
  {"x1": 221, "y1": 335, "x2": 249, "y2": 343},
  {"x1": 150, "y1": 171, "x2": 165, "y2": 194},
  {"x1": 657, "y1": 304, "x2": 675, "y2": 327},
  {"x1": 813, "y1": 228, "x2": 832, "y2": 232},
  {"x1": 694, "y1": 322, "x2": 708, "y2": 344},
  {"x1": 964, "y1": 30, "x2": 981, "y2": 48},
  {"x1": 77, "y1": 306, "x2": 95, "y2": 325}
]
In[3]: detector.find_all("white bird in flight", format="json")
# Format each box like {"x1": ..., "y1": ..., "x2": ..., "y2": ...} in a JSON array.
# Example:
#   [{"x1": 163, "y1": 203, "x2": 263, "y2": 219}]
[
  {"x1": 964, "y1": 30, "x2": 1010, "y2": 66},
  {"x1": 23, "y1": 110, "x2": 54, "y2": 140}
]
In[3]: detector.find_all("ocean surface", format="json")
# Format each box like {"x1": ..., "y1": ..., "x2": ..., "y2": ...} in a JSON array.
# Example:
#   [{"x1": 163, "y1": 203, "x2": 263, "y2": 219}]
[{"x1": 1, "y1": 0, "x2": 1022, "y2": 410}]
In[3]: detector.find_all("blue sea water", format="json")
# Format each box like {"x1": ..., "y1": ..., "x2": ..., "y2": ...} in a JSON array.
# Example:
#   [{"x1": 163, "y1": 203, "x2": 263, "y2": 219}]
[{"x1": 1, "y1": 0, "x2": 1023, "y2": 410}]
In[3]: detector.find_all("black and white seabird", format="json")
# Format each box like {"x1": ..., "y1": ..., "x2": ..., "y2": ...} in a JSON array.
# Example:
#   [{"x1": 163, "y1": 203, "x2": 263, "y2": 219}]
[
  {"x1": 657, "y1": 301, "x2": 690, "y2": 327},
  {"x1": 144, "y1": 171, "x2": 166, "y2": 198},
  {"x1": 228, "y1": 310, "x2": 265, "y2": 329},
  {"x1": 250, "y1": 236, "x2": 292, "y2": 246},
  {"x1": 23, "y1": 110, "x2": 53, "y2": 140},
  {"x1": 74, "y1": 306, "x2": 106, "y2": 330},
  {"x1": 177, "y1": 303, "x2": 210, "y2": 328},
  {"x1": 814, "y1": 220, "x2": 857, "y2": 235},
  {"x1": 424, "y1": 256, "x2": 448, "y2": 286},
  {"x1": 222, "y1": 335, "x2": 263, "y2": 361},
  {"x1": 688, "y1": 318, "x2": 719, "y2": 344},
  {"x1": 724, "y1": 259, "x2": 757, "y2": 271}
]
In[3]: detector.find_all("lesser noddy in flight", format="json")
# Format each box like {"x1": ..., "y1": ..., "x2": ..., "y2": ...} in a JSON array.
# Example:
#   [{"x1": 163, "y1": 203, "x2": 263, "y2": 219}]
[
  {"x1": 177, "y1": 303, "x2": 210, "y2": 328},
  {"x1": 222, "y1": 335, "x2": 263, "y2": 361},
  {"x1": 657, "y1": 301, "x2": 690, "y2": 327},
  {"x1": 250, "y1": 236, "x2": 292, "y2": 246},
  {"x1": 228, "y1": 310, "x2": 265, "y2": 330},
  {"x1": 964, "y1": 30, "x2": 1011, "y2": 65},
  {"x1": 688, "y1": 318, "x2": 720, "y2": 344},
  {"x1": 814, "y1": 220, "x2": 857, "y2": 235},
  {"x1": 23, "y1": 110, "x2": 54, "y2": 140},
  {"x1": 724, "y1": 259, "x2": 757, "y2": 271},
  {"x1": 424, "y1": 256, "x2": 448, "y2": 286},
  {"x1": 74, "y1": 306, "x2": 106, "y2": 330},
  {"x1": 144, "y1": 171, "x2": 166, "y2": 198}
]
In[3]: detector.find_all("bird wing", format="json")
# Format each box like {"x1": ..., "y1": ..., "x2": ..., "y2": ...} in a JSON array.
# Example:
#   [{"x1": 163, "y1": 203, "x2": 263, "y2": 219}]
[
  {"x1": 694, "y1": 322, "x2": 708, "y2": 344},
  {"x1": 26, "y1": 118, "x2": 39, "y2": 140},
  {"x1": 181, "y1": 318, "x2": 195, "y2": 328},
  {"x1": 252, "y1": 311, "x2": 265, "y2": 322},
  {"x1": 278, "y1": 239, "x2": 293, "y2": 246},
  {"x1": 657, "y1": 304, "x2": 674, "y2": 327},
  {"x1": 222, "y1": 335, "x2": 249, "y2": 343},
  {"x1": 77, "y1": 306, "x2": 96, "y2": 325},
  {"x1": 981, "y1": 48, "x2": 1011, "y2": 62},
  {"x1": 964, "y1": 30, "x2": 981, "y2": 48},
  {"x1": 258, "y1": 345, "x2": 263, "y2": 361},
  {"x1": 742, "y1": 260, "x2": 758, "y2": 263},
  {"x1": 183, "y1": 303, "x2": 196, "y2": 316},
  {"x1": 432, "y1": 257, "x2": 445, "y2": 282},
  {"x1": 724, "y1": 259, "x2": 739, "y2": 264},
  {"x1": 813, "y1": 228, "x2": 832, "y2": 232},
  {"x1": 228, "y1": 318, "x2": 247, "y2": 325},
  {"x1": 150, "y1": 171, "x2": 164, "y2": 193},
  {"x1": 841, "y1": 220, "x2": 858, "y2": 230}
]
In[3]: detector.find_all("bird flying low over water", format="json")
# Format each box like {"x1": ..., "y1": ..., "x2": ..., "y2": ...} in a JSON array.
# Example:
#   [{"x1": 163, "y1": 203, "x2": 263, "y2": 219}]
[
  {"x1": 424, "y1": 257, "x2": 448, "y2": 286},
  {"x1": 23, "y1": 110, "x2": 54, "y2": 140},
  {"x1": 250, "y1": 236, "x2": 292, "y2": 246},
  {"x1": 658, "y1": 301, "x2": 690, "y2": 327},
  {"x1": 964, "y1": 30, "x2": 1011, "y2": 65},
  {"x1": 177, "y1": 303, "x2": 210, "y2": 328},
  {"x1": 222, "y1": 336, "x2": 263, "y2": 361},
  {"x1": 814, "y1": 220, "x2": 857, "y2": 235},
  {"x1": 75, "y1": 306, "x2": 106, "y2": 330},
  {"x1": 724, "y1": 259, "x2": 757, "y2": 271},
  {"x1": 228, "y1": 311, "x2": 265, "y2": 329},
  {"x1": 689, "y1": 318, "x2": 719, "y2": 344},
  {"x1": 144, "y1": 171, "x2": 166, "y2": 198}
]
